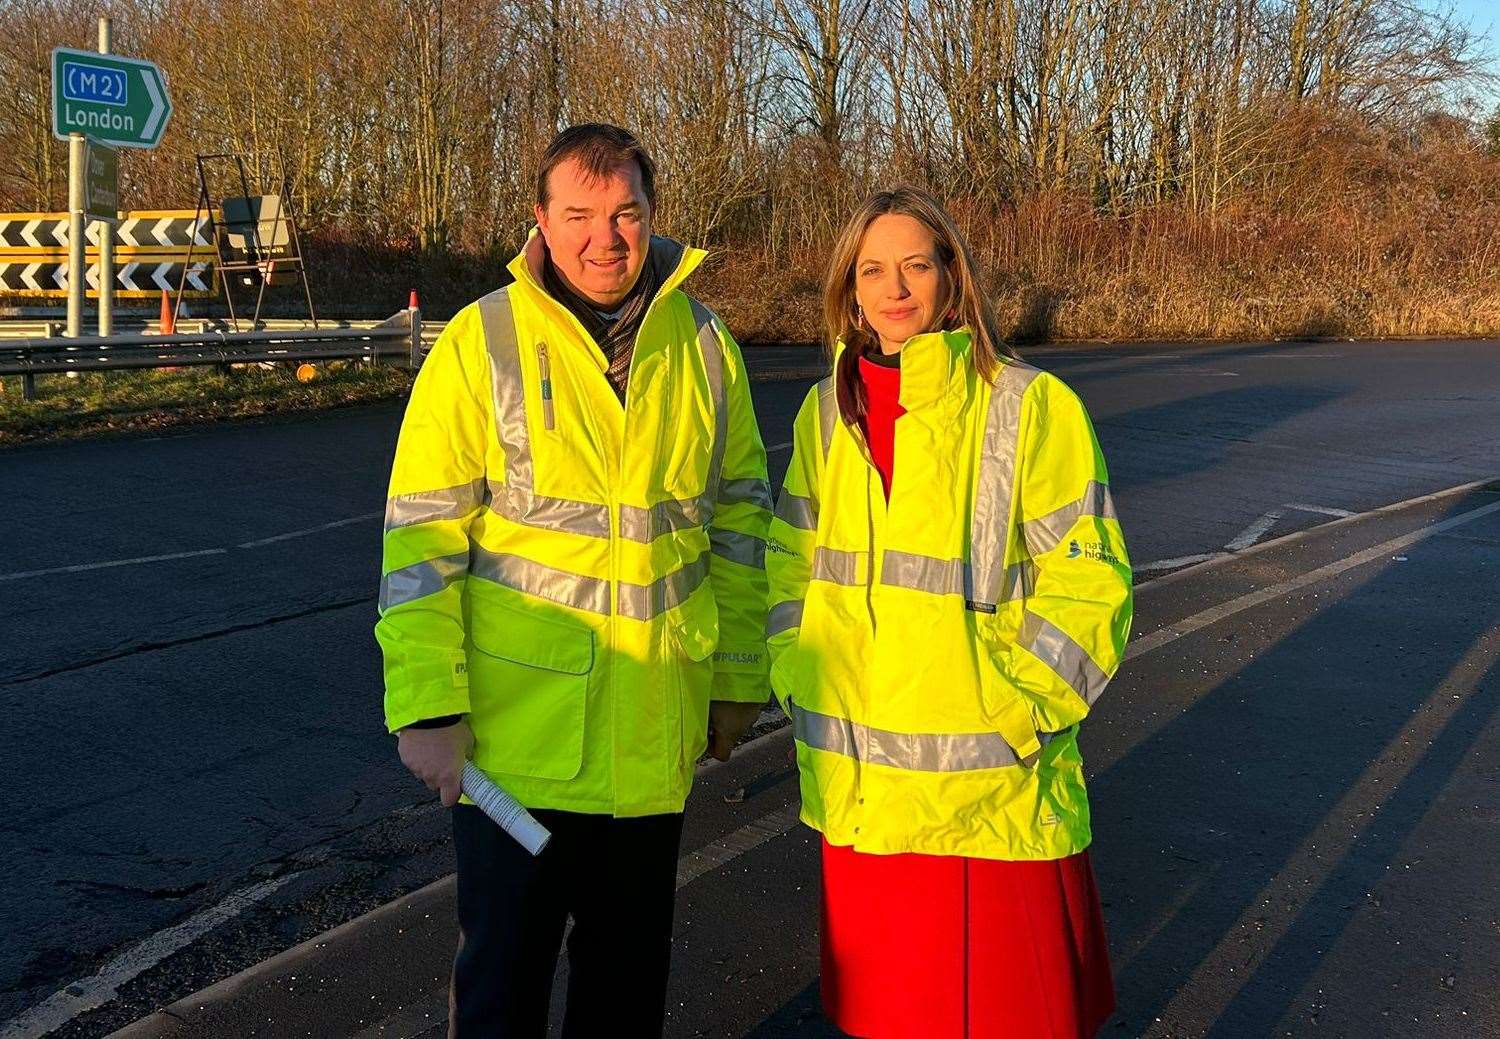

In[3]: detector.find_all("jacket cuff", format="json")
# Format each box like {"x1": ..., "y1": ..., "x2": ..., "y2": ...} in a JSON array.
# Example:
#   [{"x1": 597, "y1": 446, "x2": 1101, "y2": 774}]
[
  {"x1": 385, "y1": 688, "x2": 472, "y2": 734},
  {"x1": 404, "y1": 714, "x2": 464, "y2": 730}
]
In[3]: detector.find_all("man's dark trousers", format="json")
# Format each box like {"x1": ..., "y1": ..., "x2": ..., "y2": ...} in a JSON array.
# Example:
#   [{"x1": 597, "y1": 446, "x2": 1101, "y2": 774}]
[{"x1": 450, "y1": 804, "x2": 686, "y2": 1038}]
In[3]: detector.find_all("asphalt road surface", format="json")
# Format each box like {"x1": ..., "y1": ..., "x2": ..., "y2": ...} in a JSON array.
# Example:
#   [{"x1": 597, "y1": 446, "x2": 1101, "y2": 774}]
[{"x1": 1, "y1": 338, "x2": 1497, "y2": 1037}]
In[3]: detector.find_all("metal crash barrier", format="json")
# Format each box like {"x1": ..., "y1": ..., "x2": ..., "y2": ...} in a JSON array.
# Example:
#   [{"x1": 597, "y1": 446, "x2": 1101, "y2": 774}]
[{"x1": 0, "y1": 306, "x2": 422, "y2": 400}]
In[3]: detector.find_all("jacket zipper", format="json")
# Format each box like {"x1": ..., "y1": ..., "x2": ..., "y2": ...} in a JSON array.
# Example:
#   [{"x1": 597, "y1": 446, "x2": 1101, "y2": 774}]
[{"x1": 536, "y1": 342, "x2": 556, "y2": 430}]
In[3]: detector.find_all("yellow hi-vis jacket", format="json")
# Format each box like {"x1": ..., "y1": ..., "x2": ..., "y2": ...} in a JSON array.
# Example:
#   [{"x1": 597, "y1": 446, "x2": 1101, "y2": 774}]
[
  {"x1": 376, "y1": 233, "x2": 771, "y2": 817},
  {"x1": 766, "y1": 331, "x2": 1132, "y2": 859}
]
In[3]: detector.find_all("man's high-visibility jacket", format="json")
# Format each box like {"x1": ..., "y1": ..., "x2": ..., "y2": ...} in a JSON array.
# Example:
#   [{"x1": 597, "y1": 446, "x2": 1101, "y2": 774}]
[
  {"x1": 377, "y1": 232, "x2": 771, "y2": 818},
  {"x1": 766, "y1": 330, "x2": 1132, "y2": 860}
]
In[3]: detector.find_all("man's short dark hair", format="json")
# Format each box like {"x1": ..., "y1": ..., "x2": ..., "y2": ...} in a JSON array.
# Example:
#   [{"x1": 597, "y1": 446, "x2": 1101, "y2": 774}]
[{"x1": 537, "y1": 124, "x2": 657, "y2": 211}]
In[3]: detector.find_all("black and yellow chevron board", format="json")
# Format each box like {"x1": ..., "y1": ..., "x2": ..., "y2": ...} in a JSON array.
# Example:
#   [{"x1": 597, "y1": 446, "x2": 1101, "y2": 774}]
[{"x1": 0, "y1": 209, "x2": 218, "y2": 298}]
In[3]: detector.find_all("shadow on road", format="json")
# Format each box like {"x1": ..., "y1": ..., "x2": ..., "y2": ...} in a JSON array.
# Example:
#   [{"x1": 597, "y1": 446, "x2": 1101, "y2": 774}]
[{"x1": 1096, "y1": 484, "x2": 1500, "y2": 1034}]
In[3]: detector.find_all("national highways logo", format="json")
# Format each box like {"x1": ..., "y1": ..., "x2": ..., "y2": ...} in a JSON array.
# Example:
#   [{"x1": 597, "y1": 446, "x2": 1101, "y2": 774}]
[{"x1": 1068, "y1": 539, "x2": 1121, "y2": 566}]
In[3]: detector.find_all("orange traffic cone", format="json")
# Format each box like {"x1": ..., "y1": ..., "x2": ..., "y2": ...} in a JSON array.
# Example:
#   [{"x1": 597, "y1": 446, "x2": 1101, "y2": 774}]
[
  {"x1": 409, "y1": 289, "x2": 419, "y2": 311},
  {"x1": 159, "y1": 290, "x2": 176, "y2": 335}
]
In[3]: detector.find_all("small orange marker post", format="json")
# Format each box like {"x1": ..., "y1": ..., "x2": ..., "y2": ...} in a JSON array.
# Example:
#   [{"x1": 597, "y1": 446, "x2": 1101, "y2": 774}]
[
  {"x1": 295, "y1": 363, "x2": 317, "y2": 383},
  {"x1": 158, "y1": 290, "x2": 175, "y2": 335}
]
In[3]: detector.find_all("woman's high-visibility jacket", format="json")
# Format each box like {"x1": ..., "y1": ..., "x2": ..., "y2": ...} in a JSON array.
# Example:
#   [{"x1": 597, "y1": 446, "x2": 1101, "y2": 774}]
[
  {"x1": 766, "y1": 330, "x2": 1132, "y2": 860},
  {"x1": 376, "y1": 232, "x2": 771, "y2": 818}
]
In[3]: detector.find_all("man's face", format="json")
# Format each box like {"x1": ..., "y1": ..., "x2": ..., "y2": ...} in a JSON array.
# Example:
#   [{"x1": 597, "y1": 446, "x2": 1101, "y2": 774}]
[{"x1": 535, "y1": 157, "x2": 653, "y2": 309}]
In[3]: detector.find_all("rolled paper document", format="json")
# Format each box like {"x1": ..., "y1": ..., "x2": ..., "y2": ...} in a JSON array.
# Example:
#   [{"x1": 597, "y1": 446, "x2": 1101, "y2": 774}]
[{"x1": 460, "y1": 761, "x2": 552, "y2": 856}]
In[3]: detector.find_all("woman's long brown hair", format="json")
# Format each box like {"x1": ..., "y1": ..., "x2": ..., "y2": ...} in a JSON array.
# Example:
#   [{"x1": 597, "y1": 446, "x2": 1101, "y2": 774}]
[{"x1": 822, "y1": 187, "x2": 1014, "y2": 427}]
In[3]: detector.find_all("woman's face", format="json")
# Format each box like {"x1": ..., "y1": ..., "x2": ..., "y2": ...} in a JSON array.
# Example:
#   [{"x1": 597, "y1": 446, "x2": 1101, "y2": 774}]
[{"x1": 853, "y1": 213, "x2": 951, "y2": 355}]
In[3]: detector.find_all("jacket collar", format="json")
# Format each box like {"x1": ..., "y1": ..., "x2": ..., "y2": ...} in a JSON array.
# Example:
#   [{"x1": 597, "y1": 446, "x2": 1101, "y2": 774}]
[
  {"x1": 508, "y1": 227, "x2": 705, "y2": 321},
  {"x1": 832, "y1": 329, "x2": 975, "y2": 412}
]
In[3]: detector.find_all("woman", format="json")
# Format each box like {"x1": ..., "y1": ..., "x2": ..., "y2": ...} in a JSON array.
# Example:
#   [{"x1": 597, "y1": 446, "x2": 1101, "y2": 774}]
[{"x1": 765, "y1": 187, "x2": 1132, "y2": 1039}]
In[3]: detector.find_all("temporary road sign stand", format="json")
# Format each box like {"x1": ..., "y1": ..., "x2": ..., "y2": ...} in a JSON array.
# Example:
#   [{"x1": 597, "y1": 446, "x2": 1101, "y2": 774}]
[
  {"x1": 53, "y1": 18, "x2": 172, "y2": 338},
  {"x1": 184, "y1": 152, "x2": 318, "y2": 332}
]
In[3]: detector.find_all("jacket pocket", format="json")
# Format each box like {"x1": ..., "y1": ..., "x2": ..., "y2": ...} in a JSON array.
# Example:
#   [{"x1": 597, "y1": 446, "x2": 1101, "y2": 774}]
[
  {"x1": 467, "y1": 601, "x2": 594, "y2": 781},
  {"x1": 670, "y1": 597, "x2": 719, "y2": 766}
]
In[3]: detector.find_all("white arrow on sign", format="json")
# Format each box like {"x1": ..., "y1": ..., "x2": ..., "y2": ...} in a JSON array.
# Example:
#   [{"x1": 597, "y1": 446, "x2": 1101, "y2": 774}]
[
  {"x1": 117, "y1": 216, "x2": 141, "y2": 244},
  {"x1": 140, "y1": 66, "x2": 167, "y2": 142},
  {"x1": 151, "y1": 265, "x2": 174, "y2": 292},
  {"x1": 21, "y1": 262, "x2": 43, "y2": 291},
  {"x1": 53, "y1": 266, "x2": 67, "y2": 289},
  {"x1": 191, "y1": 217, "x2": 210, "y2": 245},
  {"x1": 85, "y1": 263, "x2": 99, "y2": 289},
  {"x1": 120, "y1": 261, "x2": 139, "y2": 290},
  {"x1": 186, "y1": 264, "x2": 208, "y2": 291},
  {"x1": 54, "y1": 220, "x2": 68, "y2": 248},
  {"x1": 152, "y1": 216, "x2": 173, "y2": 247},
  {"x1": 86, "y1": 222, "x2": 102, "y2": 246},
  {"x1": 21, "y1": 218, "x2": 43, "y2": 248}
]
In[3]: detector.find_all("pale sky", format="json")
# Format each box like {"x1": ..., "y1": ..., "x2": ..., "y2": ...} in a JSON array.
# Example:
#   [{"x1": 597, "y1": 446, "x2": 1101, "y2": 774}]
[{"x1": 1436, "y1": 0, "x2": 1498, "y2": 85}]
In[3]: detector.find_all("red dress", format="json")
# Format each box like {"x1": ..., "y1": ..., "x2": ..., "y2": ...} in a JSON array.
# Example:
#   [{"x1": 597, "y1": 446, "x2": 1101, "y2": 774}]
[{"x1": 819, "y1": 353, "x2": 1115, "y2": 1039}]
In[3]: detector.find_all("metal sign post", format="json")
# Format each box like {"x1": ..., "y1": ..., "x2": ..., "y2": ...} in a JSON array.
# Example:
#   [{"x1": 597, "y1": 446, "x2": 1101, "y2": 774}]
[
  {"x1": 66, "y1": 134, "x2": 85, "y2": 337},
  {"x1": 95, "y1": 17, "x2": 117, "y2": 335},
  {"x1": 52, "y1": 22, "x2": 171, "y2": 338}
]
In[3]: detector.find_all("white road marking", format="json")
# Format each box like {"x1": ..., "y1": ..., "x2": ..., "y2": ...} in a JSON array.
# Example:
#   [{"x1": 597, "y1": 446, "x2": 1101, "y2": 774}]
[
  {"x1": 675, "y1": 803, "x2": 804, "y2": 889},
  {"x1": 0, "y1": 872, "x2": 303, "y2": 1039},
  {"x1": 237, "y1": 511, "x2": 383, "y2": 549},
  {"x1": 1126, "y1": 496, "x2": 1500, "y2": 663},
  {"x1": 1135, "y1": 552, "x2": 1223, "y2": 573},
  {"x1": 1224, "y1": 508, "x2": 1284, "y2": 551},
  {"x1": 1284, "y1": 502, "x2": 1355, "y2": 518},
  {"x1": 1138, "y1": 477, "x2": 1499, "y2": 590},
  {"x1": 0, "y1": 549, "x2": 227, "y2": 583},
  {"x1": 0, "y1": 512, "x2": 386, "y2": 583}
]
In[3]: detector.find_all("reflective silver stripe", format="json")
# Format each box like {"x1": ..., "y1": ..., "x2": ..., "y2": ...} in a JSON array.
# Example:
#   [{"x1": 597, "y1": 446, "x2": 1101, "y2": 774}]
[
  {"x1": 618, "y1": 552, "x2": 711, "y2": 620},
  {"x1": 881, "y1": 550, "x2": 967, "y2": 596},
  {"x1": 774, "y1": 491, "x2": 817, "y2": 532},
  {"x1": 767, "y1": 599, "x2": 803, "y2": 637},
  {"x1": 1023, "y1": 480, "x2": 1117, "y2": 556},
  {"x1": 791, "y1": 702, "x2": 1068, "y2": 772},
  {"x1": 384, "y1": 479, "x2": 484, "y2": 531},
  {"x1": 471, "y1": 547, "x2": 611, "y2": 615},
  {"x1": 812, "y1": 546, "x2": 863, "y2": 586},
  {"x1": 816, "y1": 376, "x2": 836, "y2": 460},
  {"x1": 970, "y1": 362, "x2": 1041, "y2": 605},
  {"x1": 378, "y1": 552, "x2": 468, "y2": 612},
  {"x1": 710, "y1": 527, "x2": 767, "y2": 569},
  {"x1": 690, "y1": 299, "x2": 729, "y2": 514},
  {"x1": 1017, "y1": 611, "x2": 1111, "y2": 704},
  {"x1": 487, "y1": 481, "x2": 612, "y2": 538},
  {"x1": 619, "y1": 498, "x2": 708, "y2": 543},
  {"x1": 477, "y1": 289, "x2": 612, "y2": 540},
  {"x1": 719, "y1": 477, "x2": 774, "y2": 511},
  {"x1": 881, "y1": 550, "x2": 1032, "y2": 606}
]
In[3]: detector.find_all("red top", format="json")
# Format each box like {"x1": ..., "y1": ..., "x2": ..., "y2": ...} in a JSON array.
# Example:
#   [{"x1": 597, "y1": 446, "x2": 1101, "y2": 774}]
[{"x1": 857, "y1": 353, "x2": 905, "y2": 500}]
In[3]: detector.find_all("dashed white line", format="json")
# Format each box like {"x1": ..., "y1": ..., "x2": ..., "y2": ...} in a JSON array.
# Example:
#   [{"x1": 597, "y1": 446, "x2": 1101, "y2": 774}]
[
  {"x1": 0, "y1": 872, "x2": 304, "y2": 1039},
  {"x1": 0, "y1": 512, "x2": 385, "y2": 583},
  {"x1": 0, "y1": 549, "x2": 227, "y2": 583},
  {"x1": 237, "y1": 511, "x2": 383, "y2": 549}
]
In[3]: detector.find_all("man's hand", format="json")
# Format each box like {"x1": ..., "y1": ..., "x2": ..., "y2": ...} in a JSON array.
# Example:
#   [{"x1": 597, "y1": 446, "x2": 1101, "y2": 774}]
[
  {"x1": 707, "y1": 700, "x2": 764, "y2": 762},
  {"x1": 397, "y1": 719, "x2": 474, "y2": 807}
]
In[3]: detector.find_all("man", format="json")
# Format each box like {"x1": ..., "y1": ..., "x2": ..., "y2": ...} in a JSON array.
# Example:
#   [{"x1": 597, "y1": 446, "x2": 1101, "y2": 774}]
[{"x1": 375, "y1": 124, "x2": 771, "y2": 1037}]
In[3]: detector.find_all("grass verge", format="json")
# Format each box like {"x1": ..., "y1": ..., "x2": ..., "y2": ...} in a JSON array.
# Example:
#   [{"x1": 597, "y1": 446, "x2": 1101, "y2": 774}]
[{"x1": 0, "y1": 362, "x2": 415, "y2": 446}]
